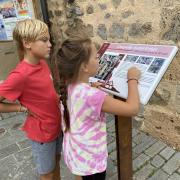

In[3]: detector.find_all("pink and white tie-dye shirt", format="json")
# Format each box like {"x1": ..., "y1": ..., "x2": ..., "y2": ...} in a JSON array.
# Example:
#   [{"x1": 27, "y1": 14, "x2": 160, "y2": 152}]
[{"x1": 63, "y1": 83, "x2": 108, "y2": 176}]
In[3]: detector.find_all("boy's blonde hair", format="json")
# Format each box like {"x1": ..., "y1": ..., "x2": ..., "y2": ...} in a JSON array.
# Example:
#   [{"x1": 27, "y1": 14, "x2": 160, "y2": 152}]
[{"x1": 13, "y1": 19, "x2": 48, "y2": 52}]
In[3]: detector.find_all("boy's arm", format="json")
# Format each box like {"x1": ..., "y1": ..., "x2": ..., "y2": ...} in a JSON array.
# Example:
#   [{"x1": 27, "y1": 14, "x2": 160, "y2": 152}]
[
  {"x1": 0, "y1": 96, "x2": 38, "y2": 118},
  {"x1": 0, "y1": 96, "x2": 5, "y2": 101},
  {"x1": 0, "y1": 96, "x2": 21, "y2": 113},
  {"x1": 0, "y1": 71, "x2": 26, "y2": 113}
]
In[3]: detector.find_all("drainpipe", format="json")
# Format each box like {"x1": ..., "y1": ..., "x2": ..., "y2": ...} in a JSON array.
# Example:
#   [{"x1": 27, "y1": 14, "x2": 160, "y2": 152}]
[
  {"x1": 39, "y1": 0, "x2": 50, "y2": 28},
  {"x1": 39, "y1": 0, "x2": 58, "y2": 85}
]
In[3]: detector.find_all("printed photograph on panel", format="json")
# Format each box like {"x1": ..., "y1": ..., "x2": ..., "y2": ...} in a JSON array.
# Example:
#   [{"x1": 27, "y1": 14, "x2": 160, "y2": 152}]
[
  {"x1": 95, "y1": 53, "x2": 125, "y2": 80},
  {"x1": 136, "y1": 56, "x2": 153, "y2": 65},
  {"x1": 124, "y1": 55, "x2": 139, "y2": 63},
  {"x1": 0, "y1": 0, "x2": 17, "y2": 19},
  {"x1": 147, "y1": 58, "x2": 165, "y2": 74}
]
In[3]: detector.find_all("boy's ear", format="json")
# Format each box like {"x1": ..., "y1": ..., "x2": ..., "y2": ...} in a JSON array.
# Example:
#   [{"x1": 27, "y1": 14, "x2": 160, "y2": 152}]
[{"x1": 22, "y1": 39, "x2": 31, "y2": 49}]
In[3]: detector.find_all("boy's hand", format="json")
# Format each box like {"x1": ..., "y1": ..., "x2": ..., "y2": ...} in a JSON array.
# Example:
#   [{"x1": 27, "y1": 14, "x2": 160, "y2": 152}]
[
  {"x1": 28, "y1": 110, "x2": 42, "y2": 119},
  {"x1": 20, "y1": 105, "x2": 41, "y2": 120}
]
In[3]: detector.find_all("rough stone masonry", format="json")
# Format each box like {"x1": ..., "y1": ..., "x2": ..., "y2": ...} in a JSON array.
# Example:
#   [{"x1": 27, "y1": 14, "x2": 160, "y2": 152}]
[{"x1": 46, "y1": 0, "x2": 180, "y2": 150}]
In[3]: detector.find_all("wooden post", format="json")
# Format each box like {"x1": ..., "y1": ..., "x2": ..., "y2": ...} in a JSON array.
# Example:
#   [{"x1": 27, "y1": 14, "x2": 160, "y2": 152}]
[{"x1": 115, "y1": 98, "x2": 133, "y2": 180}]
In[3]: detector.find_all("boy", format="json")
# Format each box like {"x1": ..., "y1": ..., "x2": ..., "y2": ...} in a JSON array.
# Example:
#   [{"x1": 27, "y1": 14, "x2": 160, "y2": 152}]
[{"x1": 0, "y1": 19, "x2": 62, "y2": 180}]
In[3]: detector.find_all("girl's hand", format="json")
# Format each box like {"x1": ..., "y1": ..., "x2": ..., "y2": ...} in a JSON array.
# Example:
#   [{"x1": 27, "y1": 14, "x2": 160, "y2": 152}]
[
  {"x1": 127, "y1": 67, "x2": 141, "y2": 80},
  {"x1": 91, "y1": 82, "x2": 104, "y2": 88}
]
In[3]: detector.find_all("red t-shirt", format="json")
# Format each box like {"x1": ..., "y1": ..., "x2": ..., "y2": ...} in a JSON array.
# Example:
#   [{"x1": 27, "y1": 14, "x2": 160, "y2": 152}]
[{"x1": 0, "y1": 60, "x2": 61, "y2": 142}]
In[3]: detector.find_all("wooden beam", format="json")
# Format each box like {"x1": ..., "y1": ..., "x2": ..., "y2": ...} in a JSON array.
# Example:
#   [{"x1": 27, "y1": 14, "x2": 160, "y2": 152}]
[{"x1": 115, "y1": 99, "x2": 133, "y2": 180}]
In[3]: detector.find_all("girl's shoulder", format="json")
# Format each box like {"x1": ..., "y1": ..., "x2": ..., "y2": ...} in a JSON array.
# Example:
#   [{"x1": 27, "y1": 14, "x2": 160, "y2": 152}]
[
  {"x1": 71, "y1": 83, "x2": 101, "y2": 95},
  {"x1": 79, "y1": 83, "x2": 107, "y2": 114},
  {"x1": 68, "y1": 83, "x2": 107, "y2": 116},
  {"x1": 70, "y1": 83, "x2": 106, "y2": 101}
]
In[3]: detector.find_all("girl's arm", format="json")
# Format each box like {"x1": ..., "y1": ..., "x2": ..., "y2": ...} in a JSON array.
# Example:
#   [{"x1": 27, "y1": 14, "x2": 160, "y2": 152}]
[
  {"x1": 0, "y1": 96, "x2": 26, "y2": 113},
  {"x1": 102, "y1": 67, "x2": 140, "y2": 117}
]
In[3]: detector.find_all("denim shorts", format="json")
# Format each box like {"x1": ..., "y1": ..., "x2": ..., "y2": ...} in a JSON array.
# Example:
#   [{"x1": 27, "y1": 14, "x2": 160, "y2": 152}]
[{"x1": 30, "y1": 133, "x2": 63, "y2": 174}]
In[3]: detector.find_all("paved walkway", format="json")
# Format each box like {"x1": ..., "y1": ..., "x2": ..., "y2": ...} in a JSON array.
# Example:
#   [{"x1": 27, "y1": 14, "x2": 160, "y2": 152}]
[{"x1": 0, "y1": 113, "x2": 180, "y2": 180}]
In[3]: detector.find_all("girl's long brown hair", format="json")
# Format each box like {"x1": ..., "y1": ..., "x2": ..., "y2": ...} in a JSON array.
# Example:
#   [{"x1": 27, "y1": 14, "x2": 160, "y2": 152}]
[{"x1": 56, "y1": 34, "x2": 92, "y2": 132}]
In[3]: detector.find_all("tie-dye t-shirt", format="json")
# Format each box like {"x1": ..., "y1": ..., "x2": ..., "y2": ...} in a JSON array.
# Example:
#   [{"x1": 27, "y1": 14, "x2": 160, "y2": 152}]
[{"x1": 63, "y1": 83, "x2": 108, "y2": 176}]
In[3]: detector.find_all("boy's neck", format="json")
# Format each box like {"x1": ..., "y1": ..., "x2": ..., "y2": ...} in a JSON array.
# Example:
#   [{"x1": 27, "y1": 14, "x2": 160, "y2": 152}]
[{"x1": 24, "y1": 54, "x2": 41, "y2": 65}]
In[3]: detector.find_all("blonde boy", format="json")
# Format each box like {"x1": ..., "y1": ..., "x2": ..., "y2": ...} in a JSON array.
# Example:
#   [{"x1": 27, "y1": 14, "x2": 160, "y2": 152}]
[{"x1": 0, "y1": 19, "x2": 62, "y2": 180}]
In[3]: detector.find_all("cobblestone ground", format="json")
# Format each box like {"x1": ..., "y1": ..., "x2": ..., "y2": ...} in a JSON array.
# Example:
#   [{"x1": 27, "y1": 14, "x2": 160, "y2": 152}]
[{"x1": 0, "y1": 113, "x2": 180, "y2": 180}]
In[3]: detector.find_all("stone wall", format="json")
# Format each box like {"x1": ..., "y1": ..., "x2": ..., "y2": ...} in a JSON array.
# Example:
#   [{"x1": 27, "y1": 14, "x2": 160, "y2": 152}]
[{"x1": 46, "y1": 0, "x2": 180, "y2": 150}]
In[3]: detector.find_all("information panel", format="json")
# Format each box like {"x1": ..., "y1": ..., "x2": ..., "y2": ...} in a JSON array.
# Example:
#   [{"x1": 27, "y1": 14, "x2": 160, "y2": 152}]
[
  {"x1": 90, "y1": 43, "x2": 178, "y2": 105},
  {"x1": 0, "y1": 0, "x2": 34, "y2": 41}
]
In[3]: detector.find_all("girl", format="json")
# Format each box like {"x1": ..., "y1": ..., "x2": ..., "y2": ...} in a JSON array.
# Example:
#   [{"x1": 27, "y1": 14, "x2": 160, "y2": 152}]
[{"x1": 56, "y1": 34, "x2": 141, "y2": 180}]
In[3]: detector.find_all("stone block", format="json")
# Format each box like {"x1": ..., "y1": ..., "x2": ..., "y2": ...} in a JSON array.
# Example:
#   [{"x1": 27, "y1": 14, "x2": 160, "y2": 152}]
[
  {"x1": 133, "y1": 139, "x2": 156, "y2": 155},
  {"x1": 132, "y1": 151, "x2": 139, "y2": 160},
  {"x1": 86, "y1": 4, "x2": 94, "y2": 14},
  {"x1": 14, "y1": 147, "x2": 33, "y2": 163},
  {"x1": 168, "y1": 173, "x2": 180, "y2": 180},
  {"x1": 132, "y1": 128, "x2": 139, "y2": 137},
  {"x1": 0, "y1": 155, "x2": 18, "y2": 179},
  {"x1": 1, "y1": 113, "x2": 11, "y2": 119},
  {"x1": 0, "y1": 130, "x2": 26, "y2": 149},
  {"x1": 133, "y1": 153, "x2": 150, "y2": 172},
  {"x1": 0, "y1": 143, "x2": 19, "y2": 159},
  {"x1": 108, "y1": 141, "x2": 116, "y2": 153},
  {"x1": 107, "y1": 134, "x2": 115, "y2": 145},
  {"x1": 145, "y1": 141, "x2": 167, "y2": 157},
  {"x1": 160, "y1": 146, "x2": 175, "y2": 160},
  {"x1": 143, "y1": 109, "x2": 180, "y2": 150},
  {"x1": 162, "y1": 8, "x2": 180, "y2": 42},
  {"x1": 151, "y1": 155, "x2": 165, "y2": 168},
  {"x1": 148, "y1": 169, "x2": 169, "y2": 180},
  {"x1": 132, "y1": 142, "x2": 136, "y2": 148},
  {"x1": 106, "y1": 158, "x2": 117, "y2": 177},
  {"x1": 112, "y1": 0, "x2": 121, "y2": 8},
  {"x1": 98, "y1": 3, "x2": 107, "y2": 10},
  {"x1": 17, "y1": 139, "x2": 31, "y2": 150},
  {"x1": 121, "y1": 10, "x2": 134, "y2": 18},
  {"x1": 97, "y1": 24, "x2": 107, "y2": 40},
  {"x1": 162, "y1": 152, "x2": 180, "y2": 175},
  {"x1": 109, "y1": 150, "x2": 117, "y2": 163},
  {"x1": 109, "y1": 23, "x2": 124, "y2": 39},
  {"x1": 133, "y1": 134, "x2": 157, "y2": 155},
  {"x1": 134, "y1": 163, "x2": 155, "y2": 180},
  {"x1": 0, "y1": 114, "x2": 3, "y2": 121}
]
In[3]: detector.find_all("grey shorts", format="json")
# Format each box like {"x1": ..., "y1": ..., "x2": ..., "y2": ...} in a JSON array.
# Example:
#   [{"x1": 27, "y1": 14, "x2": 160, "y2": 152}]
[{"x1": 30, "y1": 133, "x2": 63, "y2": 175}]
